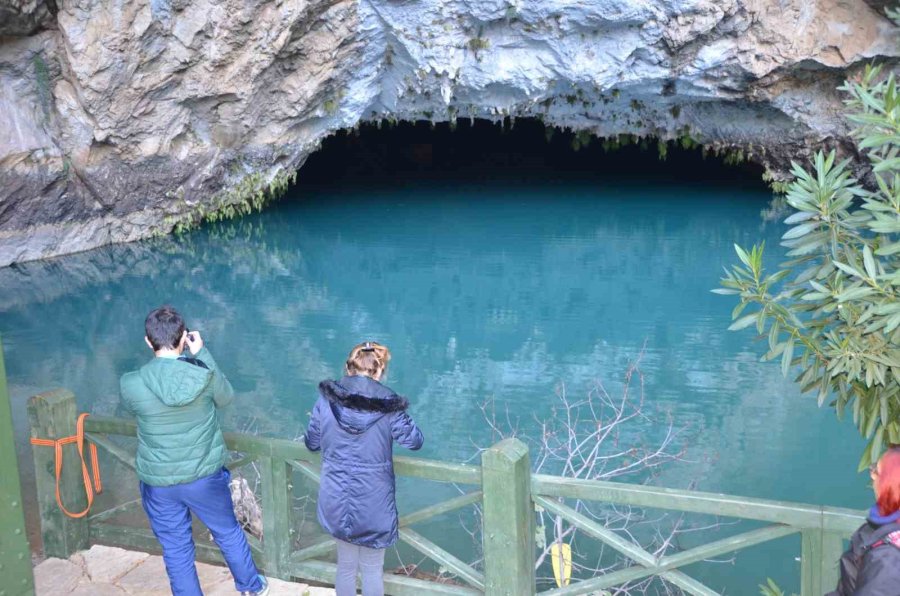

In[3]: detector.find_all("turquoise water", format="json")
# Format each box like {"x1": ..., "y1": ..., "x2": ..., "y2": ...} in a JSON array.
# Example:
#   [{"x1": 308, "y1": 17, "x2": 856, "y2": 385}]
[{"x1": 0, "y1": 129, "x2": 869, "y2": 593}]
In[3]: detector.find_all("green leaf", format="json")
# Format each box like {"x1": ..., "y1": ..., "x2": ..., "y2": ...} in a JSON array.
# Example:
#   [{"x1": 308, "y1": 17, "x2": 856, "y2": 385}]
[
  {"x1": 859, "y1": 440, "x2": 875, "y2": 473},
  {"x1": 781, "y1": 337, "x2": 795, "y2": 377},
  {"x1": 875, "y1": 241, "x2": 900, "y2": 256},
  {"x1": 834, "y1": 261, "x2": 865, "y2": 279},
  {"x1": 863, "y1": 245, "x2": 877, "y2": 278},
  {"x1": 784, "y1": 211, "x2": 817, "y2": 225},
  {"x1": 729, "y1": 313, "x2": 759, "y2": 331},
  {"x1": 782, "y1": 222, "x2": 820, "y2": 240},
  {"x1": 837, "y1": 286, "x2": 875, "y2": 302},
  {"x1": 734, "y1": 244, "x2": 752, "y2": 268},
  {"x1": 885, "y1": 313, "x2": 900, "y2": 334},
  {"x1": 874, "y1": 157, "x2": 900, "y2": 173},
  {"x1": 865, "y1": 399, "x2": 880, "y2": 438}
]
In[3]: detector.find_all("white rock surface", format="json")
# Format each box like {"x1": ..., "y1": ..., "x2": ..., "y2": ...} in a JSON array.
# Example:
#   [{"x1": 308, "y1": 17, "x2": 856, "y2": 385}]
[
  {"x1": 0, "y1": 0, "x2": 896, "y2": 266},
  {"x1": 33, "y1": 557, "x2": 85, "y2": 596},
  {"x1": 32, "y1": 545, "x2": 328, "y2": 595},
  {"x1": 80, "y1": 544, "x2": 150, "y2": 584}
]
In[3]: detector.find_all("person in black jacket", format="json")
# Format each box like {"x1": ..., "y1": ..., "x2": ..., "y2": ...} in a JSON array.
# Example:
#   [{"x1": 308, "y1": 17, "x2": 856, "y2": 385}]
[{"x1": 829, "y1": 446, "x2": 900, "y2": 595}]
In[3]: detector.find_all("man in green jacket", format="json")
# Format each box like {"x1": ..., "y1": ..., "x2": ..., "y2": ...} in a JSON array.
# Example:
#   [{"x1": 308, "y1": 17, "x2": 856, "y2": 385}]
[{"x1": 120, "y1": 306, "x2": 268, "y2": 596}]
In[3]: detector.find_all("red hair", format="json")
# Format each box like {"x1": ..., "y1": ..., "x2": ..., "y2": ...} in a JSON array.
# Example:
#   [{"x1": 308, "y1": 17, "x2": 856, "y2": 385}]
[{"x1": 877, "y1": 448, "x2": 900, "y2": 517}]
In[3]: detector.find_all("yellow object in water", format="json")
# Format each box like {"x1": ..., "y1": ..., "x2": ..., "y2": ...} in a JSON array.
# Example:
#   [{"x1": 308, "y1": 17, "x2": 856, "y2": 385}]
[{"x1": 550, "y1": 542, "x2": 572, "y2": 587}]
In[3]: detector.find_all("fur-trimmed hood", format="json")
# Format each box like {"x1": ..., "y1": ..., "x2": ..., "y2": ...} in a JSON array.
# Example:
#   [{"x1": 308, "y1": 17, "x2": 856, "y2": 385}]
[{"x1": 319, "y1": 376, "x2": 409, "y2": 434}]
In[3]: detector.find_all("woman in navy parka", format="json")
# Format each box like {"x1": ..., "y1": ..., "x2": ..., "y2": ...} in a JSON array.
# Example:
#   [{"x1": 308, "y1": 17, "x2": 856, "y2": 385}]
[
  {"x1": 304, "y1": 341, "x2": 424, "y2": 596},
  {"x1": 828, "y1": 446, "x2": 900, "y2": 595}
]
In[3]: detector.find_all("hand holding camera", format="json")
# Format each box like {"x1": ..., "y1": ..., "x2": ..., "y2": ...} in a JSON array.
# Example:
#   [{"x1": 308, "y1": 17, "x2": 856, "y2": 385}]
[{"x1": 184, "y1": 330, "x2": 204, "y2": 355}]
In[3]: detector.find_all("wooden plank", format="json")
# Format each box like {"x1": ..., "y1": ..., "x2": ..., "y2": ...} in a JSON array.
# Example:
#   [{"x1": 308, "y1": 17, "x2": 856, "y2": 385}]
[
  {"x1": 0, "y1": 335, "x2": 35, "y2": 596},
  {"x1": 88, "y1": 498, "x2": 143, "y2": 523},
  {"x1": 400, "y1": 527, "x2": 485, "y2": 590},
  {"x1": 658, "y1": 525, "x2": 797, "y2": 569},
  {"x1": 85, "y1": 432, "x2": 136, "y2": 470},
  {"x1": 394, "y1": 457, "x2": 481, "y2": 485},
  {"x1": 533, "y1": 495, "x2": 656, "y2": 567},
  {"x1": 820, "y1": 531, "x2": 844, "y2": 594},
  {"x1": 661, "y1": 571, "x2": 721, "y2": 596},
  {"x1": 481, "y1": 438, "x2": 535, "y2": 596},
  {"x1": 822, "y1": 509, "x2": 864, "y2": 535},
  {"x1": 83, "y1": 417, "x2": 137, "y2": 437},
  {"x1": 247, "y1": 533, "x2": 264, "y2": 556},
  {"x1": 260, "y1": 457, "x2": 293, "y2": 576},
  {"x1": 291, "y1": 536, "x2": 336, "y2": 562},
  {"x1": 532, "y1": 474, "x2": 863, "y2": 531},
  {"x1": 540, "y1": 525, "x2": 796, "y2": 596},
  {"x1": 400, "y1": 491, "x2": 482, "y2": 528},
  {"x1": 289, "y1": 459, "x2": 321, "y2": 484},
  {"x1": 800, "y1": 529, "x2": 821, "y2": 596},
  {"x1": 229, "y1": 429, "x2": 482, "y2": 484},
  {"x1": 290, "y1": 492, "x2": 483, "y2": 567},
  {"x1": 90, "y1": 522, "x2": 264, "y2": 567},
  {"x1": 288, "y1": 559, "x2": 482, "y2": 596},
  {"x1": 226, "y1": 455, "x2": 256, "y2": 471},
  {"x1": 85, "y1": 416, "x2": 482, "y2": 485},
  {"x1": 538, "y1": 564, "x2": 652, "y2": 596},
  {"x1": 90, "y1": 523, "x2": 225, "y2": 565},
  {"x1": 28, "y1": 388, "x2": 89, "y2": 559}
]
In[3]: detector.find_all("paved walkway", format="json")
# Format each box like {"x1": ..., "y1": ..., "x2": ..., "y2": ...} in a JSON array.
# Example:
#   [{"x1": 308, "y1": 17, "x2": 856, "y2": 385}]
[{"x1": 33, "y1": 545, "x2": 335, "y2": 595}]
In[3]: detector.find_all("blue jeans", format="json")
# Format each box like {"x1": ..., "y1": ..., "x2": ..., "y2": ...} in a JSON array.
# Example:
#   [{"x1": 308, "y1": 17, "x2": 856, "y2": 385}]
[
  {"x1": 335, "y1": 539, "x2": 385, "y2": 596},
  {"x1": 140, "y1": 468, "x2": 263, "y2": 595}
]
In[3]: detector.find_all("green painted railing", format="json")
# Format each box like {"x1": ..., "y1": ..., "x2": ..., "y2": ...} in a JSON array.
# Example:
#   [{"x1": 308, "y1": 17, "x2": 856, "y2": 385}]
[
  {"x1": 27, "y1": 388, "x2": 864, "y2": 596},
  {"x1": 0, "y1": 337, "x2": 34, "y2": 596}
]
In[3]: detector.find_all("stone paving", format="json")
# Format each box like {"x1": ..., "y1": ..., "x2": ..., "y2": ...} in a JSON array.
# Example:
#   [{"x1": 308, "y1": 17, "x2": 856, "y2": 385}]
[{"x1": 33, "y1": 545, "x2": 335, "y2": 595}]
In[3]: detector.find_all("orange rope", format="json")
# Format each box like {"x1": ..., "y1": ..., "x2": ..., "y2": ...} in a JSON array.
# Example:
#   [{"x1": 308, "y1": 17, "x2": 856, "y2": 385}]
[{"x1": 30, "y1": 413, "x2": 103, "y2": 519}]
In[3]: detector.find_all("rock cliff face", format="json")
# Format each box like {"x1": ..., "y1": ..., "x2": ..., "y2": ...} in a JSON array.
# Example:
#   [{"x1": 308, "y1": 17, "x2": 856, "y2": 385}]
[{"x1": 0, "y1": 0, "x2": 896, "y2": 267}]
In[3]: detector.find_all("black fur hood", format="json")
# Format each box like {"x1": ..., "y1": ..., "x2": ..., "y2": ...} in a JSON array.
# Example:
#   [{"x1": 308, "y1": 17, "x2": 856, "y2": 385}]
[
  {"x1": 319, "y1": 378, "x2": 409, "y2": 412},
  {"x1": 318, "y1": 376, "x2": 408, "y2": 434}
]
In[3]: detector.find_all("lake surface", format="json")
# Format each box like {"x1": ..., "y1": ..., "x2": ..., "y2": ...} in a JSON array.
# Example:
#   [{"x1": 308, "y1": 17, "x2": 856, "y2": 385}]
[{"x1": 0, "y1": 127, "x2": 869, "y2": 593}]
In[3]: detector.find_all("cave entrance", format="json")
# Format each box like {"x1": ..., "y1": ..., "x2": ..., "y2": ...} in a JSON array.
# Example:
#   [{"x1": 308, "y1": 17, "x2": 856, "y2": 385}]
[
  {"x1": 287, "y1": 119, "x2": 768, "y2": 197},
  {"x1": 250, "y1": 118, "x2": 799, "y2": 594}
]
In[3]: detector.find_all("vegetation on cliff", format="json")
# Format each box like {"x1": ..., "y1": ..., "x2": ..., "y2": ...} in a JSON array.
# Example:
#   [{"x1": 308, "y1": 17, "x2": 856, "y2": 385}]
[{"x1": 719, "y1": 58, "x2": 900, "y2": 470}]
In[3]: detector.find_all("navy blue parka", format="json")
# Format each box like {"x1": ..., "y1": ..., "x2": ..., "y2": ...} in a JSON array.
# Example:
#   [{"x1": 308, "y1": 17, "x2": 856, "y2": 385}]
[
  {"x1": 304, "y1": 375, "x2": 424, "y2": 549},
  {"x1": 827, "y1": 506, "x2": 900, "y2": 596}
]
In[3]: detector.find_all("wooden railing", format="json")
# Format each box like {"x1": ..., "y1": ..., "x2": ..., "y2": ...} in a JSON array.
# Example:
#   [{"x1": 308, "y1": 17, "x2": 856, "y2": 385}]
[{"x1": 28, "y1": 389, "x2": 864, "y2": 596}]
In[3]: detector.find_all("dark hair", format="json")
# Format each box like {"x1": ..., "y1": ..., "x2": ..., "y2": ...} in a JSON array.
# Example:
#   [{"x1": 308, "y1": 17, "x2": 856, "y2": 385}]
[{"x1": 144, "y1": 306, "x2": 186, "y2": 351}]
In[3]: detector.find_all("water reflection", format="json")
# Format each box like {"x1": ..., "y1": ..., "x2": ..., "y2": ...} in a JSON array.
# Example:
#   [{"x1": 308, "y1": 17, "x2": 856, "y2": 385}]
[{"x1": 0, "y1": 179, "x2": 867, "y2": 591}]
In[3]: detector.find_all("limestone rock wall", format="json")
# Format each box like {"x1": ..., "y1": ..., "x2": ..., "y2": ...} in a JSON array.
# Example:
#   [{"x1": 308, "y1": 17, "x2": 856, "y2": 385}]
[{"x1": 0, "y1": 0, "x2": 896, "y2": 267}]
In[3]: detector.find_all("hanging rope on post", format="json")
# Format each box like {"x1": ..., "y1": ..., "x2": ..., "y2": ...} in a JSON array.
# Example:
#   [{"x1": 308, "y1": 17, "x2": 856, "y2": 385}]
[{"x1": 30, "y1": 413, "x2": 102, "y2": 519}]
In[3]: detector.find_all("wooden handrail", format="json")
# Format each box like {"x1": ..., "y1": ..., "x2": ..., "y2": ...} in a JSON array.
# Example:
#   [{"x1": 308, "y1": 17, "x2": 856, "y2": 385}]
[
  {"x1": 532, "y1": 473, "x2": 864, "y2": 532},
  {"x1": 31, "y1": 409, "x2": 864, "y2": 596},
  {"x1": 84, "y1": 416, "x2": 482, "y2": 485}
]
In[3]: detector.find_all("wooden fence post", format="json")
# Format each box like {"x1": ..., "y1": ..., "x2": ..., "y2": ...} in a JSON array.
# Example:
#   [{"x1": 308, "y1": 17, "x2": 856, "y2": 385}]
[
  {"x1": 819, "y1": 531, "x2": 843, "y2": 594},
  {"x1": 0, "y1": 336, "x2": 34, "y2": 596},
  {"x1": 481, "y1": 438, "x2": 536, "y2": 596},
  {"x1": 260, "y1": 456, "x2": 293, "y2": 578},
  {"x1": 801, "y1": 527, "x2": 843, "y2": 596},
  {"x1": 27, "y1": 389, "x2": 88, "y2": 559},
  {"x1": 800, "y1": 529, "x2": 821, "y2": 596}
]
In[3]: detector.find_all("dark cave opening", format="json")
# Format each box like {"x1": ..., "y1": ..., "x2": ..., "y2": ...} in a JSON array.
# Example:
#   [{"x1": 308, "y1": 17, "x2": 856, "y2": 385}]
[{"x1": 288, "y1": 119, "x2": 770, "y2": 196}]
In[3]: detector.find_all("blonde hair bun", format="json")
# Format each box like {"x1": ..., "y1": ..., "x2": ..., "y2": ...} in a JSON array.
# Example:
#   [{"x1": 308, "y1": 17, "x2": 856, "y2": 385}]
[{"x1": 346, "y1": 341, "x2": 391, "y2": 378}]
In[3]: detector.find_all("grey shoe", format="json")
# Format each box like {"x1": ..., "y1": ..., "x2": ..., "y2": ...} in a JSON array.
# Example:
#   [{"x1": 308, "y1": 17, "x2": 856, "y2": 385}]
[{"x1": 242, "y1": 575, "x2": 269, "y2": 596}]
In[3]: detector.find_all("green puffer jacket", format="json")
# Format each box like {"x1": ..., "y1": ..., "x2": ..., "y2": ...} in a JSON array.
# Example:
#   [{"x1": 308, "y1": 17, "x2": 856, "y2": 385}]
[{"x1": 120, "y1": 347, "x2": 234, "y2": 487}]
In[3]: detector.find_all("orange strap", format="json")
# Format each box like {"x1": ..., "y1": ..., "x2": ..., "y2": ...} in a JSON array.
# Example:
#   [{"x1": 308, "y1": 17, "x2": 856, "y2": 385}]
[{"x1": 30, "y1": 413, "x2": 103, "y2": 519}]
